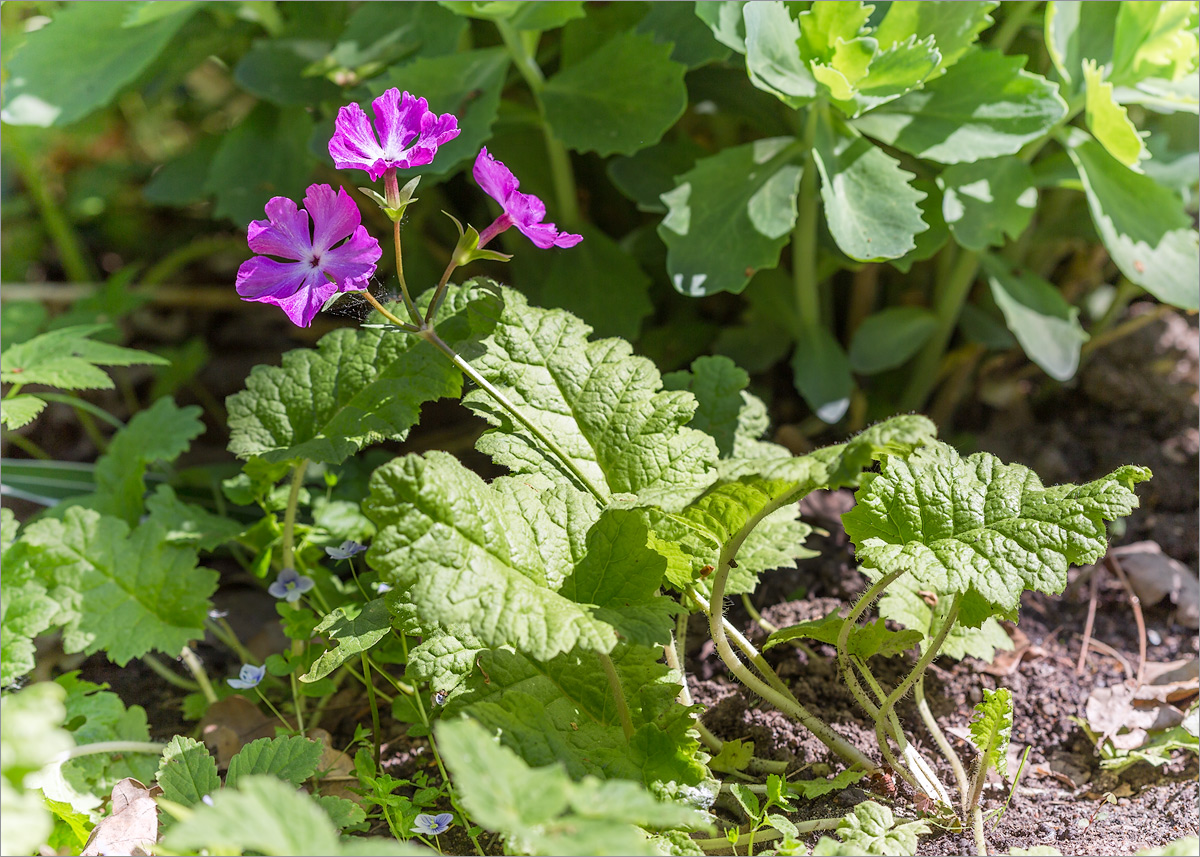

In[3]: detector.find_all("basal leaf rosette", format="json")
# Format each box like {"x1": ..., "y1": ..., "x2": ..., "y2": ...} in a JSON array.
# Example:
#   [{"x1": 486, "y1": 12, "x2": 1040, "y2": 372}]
[{"x1": 843, "y1": 443, "x2": 1150, "y2": 618}]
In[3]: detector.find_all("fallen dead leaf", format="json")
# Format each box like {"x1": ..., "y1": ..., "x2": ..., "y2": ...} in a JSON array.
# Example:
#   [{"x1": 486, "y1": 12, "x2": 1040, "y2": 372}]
[
  {"x1": 1110, "y1": 542, "x2": 1199, "y2": 629},
  {"x1": 200, "y1": 695, "x2": 277, "y2": 768},
  {"x1": 307, "y1": 727, "x2": 362, "y2": 805},
  {"x1": 981, "y1": 626, "x2": 1049, "y2": 676},
  {"x1": 1135, "y1": 658, "x2": 1199, "y2": 704},
  {"x1": 81, "y1": 778, "x2": 161, "y2": 857}
]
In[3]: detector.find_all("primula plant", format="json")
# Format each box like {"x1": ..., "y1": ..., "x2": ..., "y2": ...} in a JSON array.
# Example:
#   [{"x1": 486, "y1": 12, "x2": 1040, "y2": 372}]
[{"x1": 1, "y1": 4, "x2": 1197, "y2": 857}]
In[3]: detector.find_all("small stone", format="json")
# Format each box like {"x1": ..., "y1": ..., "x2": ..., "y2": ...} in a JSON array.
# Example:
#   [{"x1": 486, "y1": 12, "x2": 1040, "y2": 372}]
[{"x1": 1147, "y1": 628, "x2": 1163, "y2": 646}]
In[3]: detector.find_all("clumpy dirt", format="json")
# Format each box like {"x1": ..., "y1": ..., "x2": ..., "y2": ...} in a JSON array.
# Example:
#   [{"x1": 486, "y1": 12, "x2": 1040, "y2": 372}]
[{"x1": 691, "y1": 305, "x2": 1199, "y2": 855}]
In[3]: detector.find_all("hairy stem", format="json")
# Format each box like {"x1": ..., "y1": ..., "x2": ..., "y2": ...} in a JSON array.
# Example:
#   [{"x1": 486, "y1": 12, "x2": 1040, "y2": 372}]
[
  {"x1": 362, "y1": 652, "x2": 383, "y2": 769},
  {"x1": 422, "y1": 328, "x2": 610, "y2": 503},
  {"x1": 179, "y1": 646, "x2": 217, "y2": 704},
  {"x1": 972, "y1": 805, "x2": 988, "y2": 856},
  {"x1": 599, "y1": 651, "x2": 636, "y2": 740},
  {"x1": 383, "y1": 169, "x2": 422, "y2": 326},
  {"x1": 915, "y1": 673, "x2": 971, "y2": 809}
]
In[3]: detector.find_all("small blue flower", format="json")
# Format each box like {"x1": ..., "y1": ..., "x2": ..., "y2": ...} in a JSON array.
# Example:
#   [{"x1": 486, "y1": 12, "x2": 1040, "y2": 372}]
[
  {"x1": 373, "y1": 581, "x2": 392, "y2": 594},
  {"x1": 268, "y1": 567, "x2": 315, "y2": 602},
  {"x1": 227, "y1": 663, "x2": 266, "y2": 690},
  {"x1": 412, "y1": 813, "x2": 453, "y2": 836},
  {"x1": 325, "y1": 539, "x2": 368, "y2": 561}
]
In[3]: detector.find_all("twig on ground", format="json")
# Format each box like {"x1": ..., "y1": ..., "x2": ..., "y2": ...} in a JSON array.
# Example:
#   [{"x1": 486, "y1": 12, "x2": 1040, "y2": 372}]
[
  {"x1": 1105, "y1": 553, "x2": 1146, "y2": 690},
  {"x1": 1076, "y1": 568, "x2": 1100, "y2": 675}
]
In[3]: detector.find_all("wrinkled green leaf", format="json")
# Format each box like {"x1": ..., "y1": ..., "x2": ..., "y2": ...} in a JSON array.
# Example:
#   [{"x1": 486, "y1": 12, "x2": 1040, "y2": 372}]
[
  {"x1": 156, "y1": 736, "x2": 220, "y2": 809},
  {"x1": 225, "y1": 736, "x2": 323, "y2": 790},
  {"x1": 969, "y1": 687, "x2": 1013, "y2": 778},
  {"x1": 0, "y1": 513, "x2": 60, "y2": 685},
  {"x1": 876, "y1": 573, "x2": 1014, "y2": 662},
  {"x1": 790, "y1": 768, "x2": 867, "y2": 799},
  {"x1": 0, "y1": 394, "x2": 47, "y2": 430},
  {"x1": 144, "y1": 485, "x2": 244, "y2": 551},
  {"x1": 1111, "y1": 1, "x2": 1199, "y2": 85},
  {"x1": 0, "y1": 683, "x2": 71, "y2": 856},
  {"x1": 813, "y1": 800, "x2": 930, "y2": 856},
  {"x1": 873, "y1": 1, "x2": 997, "y2": 77}
]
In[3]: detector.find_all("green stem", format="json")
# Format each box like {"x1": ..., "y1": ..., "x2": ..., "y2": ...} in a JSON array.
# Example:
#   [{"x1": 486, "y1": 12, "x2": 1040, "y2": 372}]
[
  {"x1": 3, "y1": 431, "x2": 52, "y2": 460},
  {"x1": 422, "y1": 255, "x2": 461, "y2": 329},
  {"x1": 598, "y1": 651, "x2": 635, "y2": 740},
  {"x1": 989, "y1": 0, "x2": 1039, "y2": 52},
  {"x1": 178, "y1": 646, "x2": 217, "y2": 704},
  {"x1": 693, "y1": 820, "x2": 839, "y2": 851},
  {"x1": 206, "y1": 616, "x2": 257, "y2": 666},
  {"x1": 47, "y1": 741, "x2": 166, "y2": 767},
  {"x1": 362, "y1": 652, "x2": 383, "y2": 769},
  {"x1": 496, "y1": 20, "x2": 580, "y2": 225},
  {"x1": 141, "y1": 653, "x2": 202, "y2": 692},
  {"x1": 281, "y1": 461, "x2": 308, "y2": 571},
  {"x1": 973, "y1": 805, "x2": 988, "y2": 856},
  {"x1": 359, "y1": 288, "x2": 420, "y2": 332},
  {"x1": 899, "y1": 248, "x2": 981, "y2": 412},
  {"x1": 141, "y1": 235, "x2": 248, "y2": 287},
  {"x1": 915, "y1": 673, "x2": 971, "y2": 809},
  {"x1": 1090, "y1": 278, "x2": 1143, "y2": 339},
  {"x1": 793, "y1": 107, "x2": 821, "y2": 334},
  {"x1": 6, "y1": 125, "x2": 98, "y2": 283},
  {"x1": 835, "y1": 571, "x2": 902, "y2": 722},
  {"x1": 412, "y1": 689, "x2": 487, "y2": 857},
  {"x1": 383, "y1": 169, "x2": 423, "y2": 326},
  {"x1": 255, "y1": 686, "x2": 295, "y2": 732},
  {"x1": 37, "y1": 393, "x2": 125, "y2": 430},
  {"x1": 422, "y1": 328, "x2": 610, "y2": 504}
]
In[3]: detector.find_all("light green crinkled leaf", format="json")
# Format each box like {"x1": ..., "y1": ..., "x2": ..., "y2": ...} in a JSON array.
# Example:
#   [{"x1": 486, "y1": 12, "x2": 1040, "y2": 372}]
[
  {"x1": 227, "y1": 288, "x2": 494, "y2": 465},
  {"x1": 1111, "y1": 1, "x2": 1199, "y2": 86},
  {"x1": 790, "y1": 767, "x2": 867, "y2": 799},
  {"x1": 225, "y1": 736, "x2": 323, "y2": 791},
  {"x1": 1136, "y1": 838, "x2": 1200, "y2": 857},
  {"x1": 404, "y1": 629, "x2": 487, "y2": 692},
  {"x1": 156, "y1": 736, "x2": 220, "y2": 809},
  {"x1": 814, "y1": 112, "x2": 928, "y2": 261},
  {"x1": 543, "y1": 30, "x2": 687, "y2": 157},
  {"x1": 659, "y1": 138, "x2": 803, "y2": 298},
  {"x1": 813, "y1": 800, "x2": 930, "y2": 856},
  {"x1": 709, "y1": 737, "x2": 754, "y2": 774},
  {"x1": 876, "y1": 574, "x2": 1014, "y2": 662},
  {"x1": 969, "y1": 687, "x2": 1013, "y2": 778},
  {"x1": 0, "y1": 394, "x2": 47, "y2": 429},
  {"x1": 0, "y1": 324, "x2": 168, "y2": 390},
  {"x1": 0, "y1": 683, "x2": 71, "y2": 857},
  {"x1": 144, "y1": 485, "x2": 245, "y2": 551},
  {"x1": 90, "y1": 397, "x2": 204, "y2": 525},
  {"x1": 437, "y1": 718, "x2": 708, "y2": 857},
  {"x1": 1065, "y1": 131, "x2": 1200, "y2": 311},
  {"x1": 0, "y1": 1, "x2": 195, "y2": 126},
  {"x1": 21, "y1": 508, "x2": 218, "y2": 665},
  {"x1": 301, "y1": 599, "x2": 391, "y2": 682},
  {"x1": 1, "y1": 507, "x2": 18, "y2": 556},
  {"x1": 849, "y1": 307, "x2": 938, "y2": 374},
  {"x1": 797, "y1": 2, "x2": 875, "y2": 105},
  {"x1": 939, "y1": 157, "x2": 1038, "y2": 252},
  {"x1": 981, "y1": 253, "x2": 1089, "y2": 382},
  {"x1": 445, "y1": 643, "x2": 705, "y2": 791},
  {"x1": 834, "y1": 35, "x2": 942, "y2": 117},
  {"x1": 663, "y1": 356, "x2": 753, "y2": 459},
  {"x1": 1083, "y1": 60, "x2": 1149, "y2": 169},
  {"x1": 460, "y1": 288, "x2": 719, "y2": 511},
  {"x1": 1, "y1": 511, "x2": 60, "y2": 684},
  {"x1": 872, "y1": 1, "x2": 998, "y2": 77},
  {"x1": 851, "y1": 50, "x2": 1068, "y2": 164},
  {"x1": 163, "y1": 774, "x2": 424, "y2": 856},
  {"x1": 763, "y1": 611, "x2": 922, "y2": 659},
  {"x1": 843, "y1": 442, "x2": 1150, "y2": 616},
  {"x1": 743, "y1": 1, "x2": 817, "y2": 108},
  {"x1": 365, "y1": 451, "x2": 620, "y2": 661},
  {"x1": 315, "y1": 794, "x2": 367, "y2": 830}
]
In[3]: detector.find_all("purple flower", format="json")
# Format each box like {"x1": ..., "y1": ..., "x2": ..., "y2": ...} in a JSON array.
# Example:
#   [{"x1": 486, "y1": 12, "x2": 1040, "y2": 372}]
[
  {"x1": 236, "y1": 184, "x2": 381, "y2": 328},
  {"x1": 227, "y1": 663, "x2": 266, "y2": 690},
  {"x1": 325, "y1": 540, "x2": 368, "y2": 561},
  {"x1": 412, "y1": 813, "x2": 453, "y2": 836},
  {"x1": 472, "y1": 148, "x2": 583, "y2": 250},
  {"x1": 329, "y1": 89, "x2": 460, "y2": 181},
  {"x1": 268, "y1": 567, "x2": 314, "y2": 603}
]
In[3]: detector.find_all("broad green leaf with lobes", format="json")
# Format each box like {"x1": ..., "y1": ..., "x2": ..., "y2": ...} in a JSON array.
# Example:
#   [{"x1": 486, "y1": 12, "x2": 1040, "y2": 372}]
[
  {"x1": 0, "y1": 518, "x2": 59, "y2": 685},
  {"x1": 543, "y1": 30, "x2": 687, "y2": 156},
  {"x1": 851, "y1": 50, "x2": 1068, "y2": 164},
  {"x1": 1066, "y1": 131, "x2": 1200, "y2": 310},
  {"x1": 876, "y1": 572, "x2": 1014, "y2": 661},
  {"x1": 156, "y1": 736, "x2": 220, "y2": 809},
  {"x1": 791, "y1": 328, "x2": 853, "y2": 424},
  {"x1": 144, "y1": 486, "x2": 244, "y2": 552},
  {"x1": 0, "y1": 395, "x2": 46, "y2": 430},
  {"x1": 659, "y1": 138, "x2": 803, "y2": 297},
  {"x1": 814, "y1": 801, "x2": 930, "y2": 856},
  {"x1": 938, "y1": 157, "x2": 1038, "y2": 252},
  {"x1": 460, "y1": 287, "x2": 719, "y2": 510},
  {"x1": 981, "y1": 254, "x2": 1088, "y2": 382},
  {"x1": 744, "y1": 1, "x2": 817, "y2": 107},
  {"x1": 849, "y1": 307, "x2": 938, "y2": 374},
  {"x1": 813, "y1": 112, "x2": 928, "y2": 261},
  {"x1": 843, "y1": 442, "x2": 1150, "y2": 616},
  {"x1": 0, "y1": 324, "x2": 168, "y2": 390},
  {"x1": 21, "y1": 508, "x2": 218, "y2": 665},
  {"x1": 1083, "y1": 60, "x2": 1149, "y2": 168},
  {"x1": 1, "y1": 1, "x2": 196, "y2": 126},
  {"x1": 834, "y1": 35, "x2": 941, "y2": 117},
  {"x1": 227, "y1": 295, "x2": 483, "y2": 464},
  {"x1": 663, "y1": 355, "x2": 759, "y2": 459},
  {"x1": 379, "y1": 48, "x2": 509, "y2": 179},
  {"x1": 872, "y1": 1, "x2": 998, "y2": 77}
]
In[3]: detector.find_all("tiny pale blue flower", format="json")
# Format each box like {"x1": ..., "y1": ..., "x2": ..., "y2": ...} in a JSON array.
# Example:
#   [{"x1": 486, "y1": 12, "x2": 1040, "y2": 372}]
[
  {"x1": 227, "y1": 663, "x2": 266, "y2": 690},
  {"x1": 412, "y1": 812, "x2": 453, "y2": 836},
  {"x1": 268, "y1": 567, "x2": 314, "y2": 602},
  {"x1": 325, "y1": 540, "x2": 368, "y2": 561},
  {"x1": 373, "y1": 581, "x2": 392, "y2": 594}
]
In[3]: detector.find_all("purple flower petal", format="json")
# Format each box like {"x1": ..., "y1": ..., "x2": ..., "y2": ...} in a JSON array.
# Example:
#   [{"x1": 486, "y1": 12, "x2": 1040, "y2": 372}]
[
  {"x1": 329, "y1": 89, "x2": 460, "y2": 180},
  {"x1": 319, "y1": 226, "x2": 383, "y2": 291},
  {"x1": 329, "y1": 102, "x2": 387, "y2": 180},
  {"x1": 472, "y1": 148, "x2": 583, "y2": 251},
  {"x1": 374, "y1": 90, "x2": 425, "y2": 162},
  {"x1": 305, "y1": 185, "x2": 362, "y2": 254},
  {"x1": 227, "y1": 663, "x2": 266, "y2": 689},
  {"x1": 473, "y1": 147, "x2": 520, "y2": 207},
  {"x1": 247, "y1": 197, "x2": 312, "y2": 258}
]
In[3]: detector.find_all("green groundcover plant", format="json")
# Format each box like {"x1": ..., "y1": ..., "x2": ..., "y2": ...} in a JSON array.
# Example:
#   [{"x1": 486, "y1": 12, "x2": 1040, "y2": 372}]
[{"x1": 2, "y1": 3, "x2": 1198, "y2": 857}]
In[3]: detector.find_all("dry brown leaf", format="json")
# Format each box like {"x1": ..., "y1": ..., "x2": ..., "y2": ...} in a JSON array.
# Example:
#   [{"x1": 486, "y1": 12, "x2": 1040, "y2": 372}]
[
  {"x1": 1111, "y1": 542, "x2": 1199, "y2": 629},
  {"x1": 981, "y1": 626, "x2": 1048, "y2": 676},
  {"x1": 81, "y1": 778, "x2": 161, "y2": 857},
  {"x1": 1135, "y1": 658, "x2": 1199, "y2": 704},
  {"x1": 200, "y1": 695, "x2": 276, "y2": 768},
  {"x1": 307, "y1": 727, "x2": 362, "y2": 805}
]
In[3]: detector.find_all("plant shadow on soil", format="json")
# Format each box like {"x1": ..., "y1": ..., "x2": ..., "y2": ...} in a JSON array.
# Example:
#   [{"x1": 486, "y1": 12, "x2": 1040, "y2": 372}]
[{"x1": 30, "y1": 303, "x2": 1199, "y2": 856}]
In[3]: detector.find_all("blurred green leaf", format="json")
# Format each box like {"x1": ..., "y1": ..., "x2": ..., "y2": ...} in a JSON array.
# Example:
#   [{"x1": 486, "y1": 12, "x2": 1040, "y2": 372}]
[
  {"x1": 234, "y1": 39, "x2": 341, "y2": 105},
  {"x1": 791, "y1": 327, "x2": 852, "y2": 424},
  {"x1": 849, "y1": 307, "x2": 938, "y2": 374},
  {"x1": 636, "y1": 2, "x2": 731, "y2": 68},
  {"x1": 1083, "y1": 60, "x2": 1149, "y2": 168}
]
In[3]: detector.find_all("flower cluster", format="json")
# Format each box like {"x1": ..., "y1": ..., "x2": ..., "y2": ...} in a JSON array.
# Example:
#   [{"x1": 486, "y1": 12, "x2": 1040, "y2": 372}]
[{"x1": 237, "y1": 88, "x2": 582, "y2": 327}]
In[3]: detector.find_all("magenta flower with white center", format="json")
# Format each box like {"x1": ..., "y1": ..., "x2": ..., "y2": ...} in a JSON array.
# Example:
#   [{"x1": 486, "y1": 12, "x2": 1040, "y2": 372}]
[
  {"x1": 473, "y1": 147, "x2": 583, "y2": 250},
  {"x1": 236, "y1": 184, "x2": 381, "y2": 328},
  {"x1": 329, "y1": 89, "x2": 460, "y2": 181}
]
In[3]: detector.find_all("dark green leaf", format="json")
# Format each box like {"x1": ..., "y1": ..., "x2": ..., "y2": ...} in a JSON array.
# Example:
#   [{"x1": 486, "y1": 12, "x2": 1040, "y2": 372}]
[
  {"x1": 636, "y1": 2, "x2": 731, "y2": 68},
  {"x1": 329, "y1": 1, "x2": 465, "y2": 70},
  {"x1": 301, "y1": 599, "x2": 391, "y2": 682},
  {"x1": 143, "y1": 136, "x2": 220, "y2": 206},
  {"x1": 0, "y1": 1, "x2": 196, "y2": 126},
  {"x1": 234, "y1": 40, "x2": 341, "y2": 105},
  {"x1": 608, "y1": 137, "x2": 706, "y2": 213},
  {"x1": 791, "y1": 327, "x2": 853, "y2": 424},
  {"x1": 659, "y1": 138, "x2": 803, "y2": 296},
  {"x1": 939, "y1": 157, "x2": 1038, "y2": 251},
  {"x1": 543, "y1": 30, "x2": 687, "y2": 156},
  {"x1": 849, "y1": 307, "x2": 938, "y2": 374},
  {"x1": 225, "y1": 736, "x2": 323, "y2": 790},
  {"x1": 156, "y1": 736, "x2": 220, "y2": 808}
]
